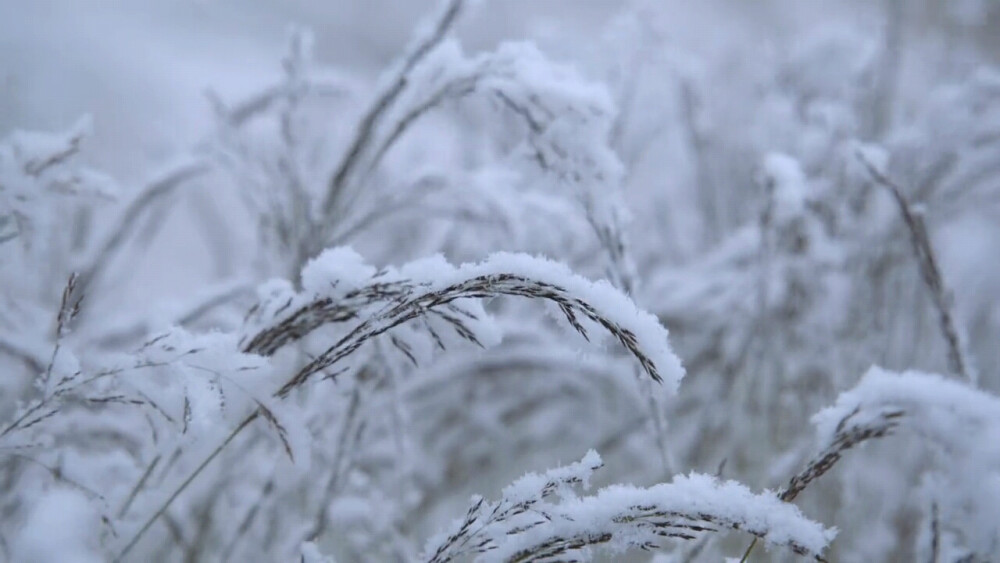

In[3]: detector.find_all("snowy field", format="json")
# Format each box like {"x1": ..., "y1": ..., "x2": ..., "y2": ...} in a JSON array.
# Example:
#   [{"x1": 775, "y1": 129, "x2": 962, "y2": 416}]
[{"x1": 2, "y1": 1, "x2": 1000, "y2": 561}]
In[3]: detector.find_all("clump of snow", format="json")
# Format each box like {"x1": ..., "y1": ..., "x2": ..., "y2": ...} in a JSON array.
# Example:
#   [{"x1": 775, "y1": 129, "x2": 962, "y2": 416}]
[
  {"x1": 301, "y1": 247, "x2": 378, "y2": 296},
  {"x1": 300, "y1": 541, "x2": 336, "y2": 563},
  {"x1": 500, "y1": 448, "x2": 603, "y2": 505},
  {"x1": 812, "y1": 366, "x2": 1000, "y2": 450},
  {"x1": 851, "y1": 142, "x2": 889, "y2": 178},
  {"x1": 762, "y1": 152, "x2": 808, "y2": 222},
  {"x1": 12, "y1": 488, "x2": 104, "y2": 563}
]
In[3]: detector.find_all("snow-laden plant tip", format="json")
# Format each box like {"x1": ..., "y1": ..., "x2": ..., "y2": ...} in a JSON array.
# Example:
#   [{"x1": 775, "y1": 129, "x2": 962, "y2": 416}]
[{"x1": 3, "y1": 0, "x2": 1000, "y2": 561}]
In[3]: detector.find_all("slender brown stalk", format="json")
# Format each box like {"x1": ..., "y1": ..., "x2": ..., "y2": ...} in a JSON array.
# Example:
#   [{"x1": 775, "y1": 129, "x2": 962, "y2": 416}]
[
  {"x1": 115, "y1": 411, "x2": 260, "y2": 561},
  {"x1": 72, "y1": 160, "x2": 211, "y2": 313},
  {"x1": 856, "y1": 150, "x2": 976, "y2": 382},
  {"x1": 320, "y1": 0, "x2": 466, "y2": 219}
]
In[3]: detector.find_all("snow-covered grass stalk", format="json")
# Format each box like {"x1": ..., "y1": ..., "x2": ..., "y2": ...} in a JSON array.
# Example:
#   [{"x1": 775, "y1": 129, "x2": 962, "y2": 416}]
[
  {"x1": 425, "y1": 451, "x2": 835, "y2": 562},
  {"x1": 744, "y1": 366, "x2": 1000, "y2": 561},
  {"x1": 814, "y1": 368, "x2": 1000, "y2": 560},
  {"x1": 273, "y1": 250, "x2": 683, "y2": 397},
  {"x1": 810, "y1": 367, "x2": 1000, "y2": 456}
]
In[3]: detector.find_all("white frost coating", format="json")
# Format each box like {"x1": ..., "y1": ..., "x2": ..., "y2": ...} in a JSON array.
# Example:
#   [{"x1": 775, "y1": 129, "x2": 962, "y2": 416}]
[
  {"x1": 1, "y1": 116, "x2": 119, "y2": 248},
  {"x1": 7, "y1": 115, "x2": 93, "y2": 162},
  {"x1": 382, "y1": 34, "x2": 629, "y2": 261},
  {"x1": 108, "y1": 328, "x2": 274, "y2": 434},
  {"x1": 479, "y1": 41, "x2": 626, "y2": 232},
  {"x1": 301, "y1": 247, "x2": 379, "y2": 294},
  {"x1": 501, "y1": 449, "x2": 603, "y2": 505},
  {"x1": 480, "y1": 41, "x2": 617, "y2": 121}
]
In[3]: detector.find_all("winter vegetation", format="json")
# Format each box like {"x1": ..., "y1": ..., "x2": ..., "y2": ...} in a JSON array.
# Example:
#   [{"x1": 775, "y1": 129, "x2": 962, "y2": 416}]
[{"x1": 2, "y1": 0, "x2": 1000, "y2": 561}]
